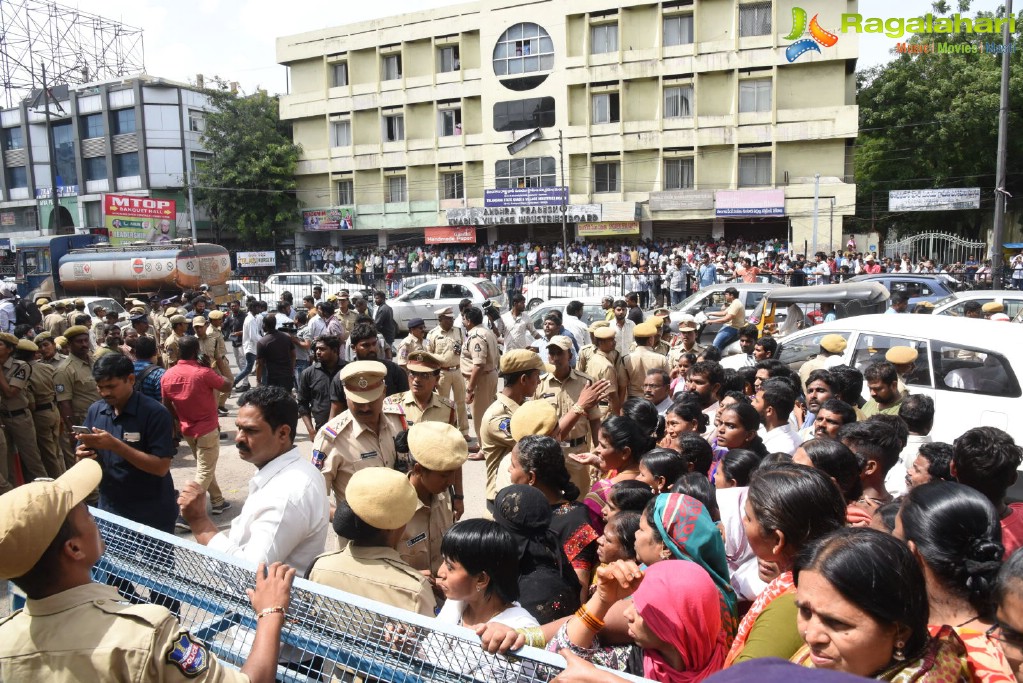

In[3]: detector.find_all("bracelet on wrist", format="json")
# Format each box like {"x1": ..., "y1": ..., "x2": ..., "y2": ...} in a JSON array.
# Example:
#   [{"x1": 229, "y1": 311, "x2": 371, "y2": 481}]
[
  {"x1": 256, "y1": 606, "x2": 286, "y2": 620},
  {"x1": 516, "y1": 626, "x2": 547, "y2": 648},
  {"x1": 574, "y1": 605, "x2": 605, "y2": 633}
]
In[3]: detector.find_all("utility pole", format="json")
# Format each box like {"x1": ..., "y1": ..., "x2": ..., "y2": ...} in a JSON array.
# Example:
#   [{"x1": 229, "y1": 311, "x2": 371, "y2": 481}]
[
  {"x1": 558, "y1": 130, "x2": 568, "y2": 267},
  {"x1": 992, "y1": 0, "x2": 1013, "y2": 290},
  {"x1": 41, "y1": 64, "x2": 60, "y2": 234},
  {"x1": 812, "y1": 172, "x2": 820, "y2": 255}
]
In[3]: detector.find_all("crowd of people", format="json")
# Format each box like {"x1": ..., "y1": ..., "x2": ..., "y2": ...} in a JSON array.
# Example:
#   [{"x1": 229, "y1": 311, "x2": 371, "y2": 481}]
[{"x1": 3, "y1": 254, "x2": 1023, "y2": 683}]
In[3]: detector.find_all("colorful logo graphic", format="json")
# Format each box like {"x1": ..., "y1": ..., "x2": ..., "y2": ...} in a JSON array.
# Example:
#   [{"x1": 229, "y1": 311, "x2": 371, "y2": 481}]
[{"x1": 784, "y1": 7, "x2": 839, "y2": 62}]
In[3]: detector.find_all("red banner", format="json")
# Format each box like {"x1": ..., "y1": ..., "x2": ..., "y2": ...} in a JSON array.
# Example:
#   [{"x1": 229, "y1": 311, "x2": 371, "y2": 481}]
[{"x1": 425, "y1": 226, "x2": 476, "y2": 245}]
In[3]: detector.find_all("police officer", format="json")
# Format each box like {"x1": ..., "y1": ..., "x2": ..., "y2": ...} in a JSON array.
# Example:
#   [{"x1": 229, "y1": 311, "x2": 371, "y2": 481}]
[
  {"x1": 15, "y1": 339, "x2": 62, "y2": 478},
  {"x1": 478, "y1": 350, "x2": 544, "y2": 506},
  {"x1": 0, "y1": 459, "x2": 296, "y2": 682},
  {"x1": 35, "y1": 331, "x2": 64, "y2": 367},
  {"x1": 400, "y1": 422, "x2": 467, "y2": 575},
  {"x1": 651, "y1": 313, "x2": 672, "y2": 356},
  {"x1": 309, "y1": 467, "x2": 435, "y2": 617},
  {"x1": 0, "y1": 332, "x2": 46, "y2": 483},
  {"x1": 311, "y1": 360, "x2": 409, "y2": 508},
  {"x1": 384, "y1": 351, "x2": 456, "y2": 428},
  {"x1": 65, "y1": 298, "x2": 86, "y2": 327},
  {"x1": 42, "y1": 302, "x2": 68, "y2": 338},
  {"x1": 425, "y1": 307, "x2": 468, "y2": 440},
  {"x1": 336, "y1": 292, "x2": 359, "y2": 333},
  {"x1": 668, "y1": 318, "x2": 705, "y2": 368},
  {"x1": 534, "y1": 336, "x2": 608, "y2": 499},
  {"x1": 163, "y1": 315, "x2": 188, "y2": 368},
  {"x1": 585, "y1": 325, "x2": 626, "y2": 419},
  {"x1": 393, "y1": 318, "x2": 426, "y2": 367},
  {"x1": 623, "y1": 321, "x2": 669, "y2": 399},
  {"x1": 493, "y1": 397, "x2": 559, "y2": 495},
  {"x1": 461, "y1": 306, "x2": 499, "y2": 440},
  {"x1": 54, "y1": 325, "x2": 101, "y2": 470},
  {"x1": 206, "y1": 310, "x2": 233, "y2": 413}
]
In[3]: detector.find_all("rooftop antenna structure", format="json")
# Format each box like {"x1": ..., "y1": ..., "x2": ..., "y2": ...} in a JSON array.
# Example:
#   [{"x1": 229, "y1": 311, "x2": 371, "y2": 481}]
[{"x1": 0, "y1": 0, "x2": 145, "y2": 108}]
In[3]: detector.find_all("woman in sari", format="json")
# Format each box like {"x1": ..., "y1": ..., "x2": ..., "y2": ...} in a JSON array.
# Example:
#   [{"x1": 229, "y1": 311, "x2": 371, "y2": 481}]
[{"x1": 582, "y1": 415, "x2": 651, "y2": 534}]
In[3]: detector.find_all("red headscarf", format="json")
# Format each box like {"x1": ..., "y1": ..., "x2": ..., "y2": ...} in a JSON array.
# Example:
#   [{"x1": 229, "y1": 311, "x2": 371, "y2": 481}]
[{"x1": 632, "y1": 560, "x2": 727, "y2": 683}]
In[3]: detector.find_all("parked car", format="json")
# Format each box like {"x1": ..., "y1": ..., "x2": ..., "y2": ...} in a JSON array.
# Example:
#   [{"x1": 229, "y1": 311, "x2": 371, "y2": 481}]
[
  {"x1": 754, "y1": 282, "x2": 890, "y2": 336},
  {"x1": 391, "y1": 277, "x2": 507, "y2": 333},
  {"x1": 521, "y1": 273, "x2": 619, "y2": 309},
  {"x1": 262, "y1": 272, "x2": 363, "y2": 303},
  {"x1": 527, "y1": 296, "x2": 608, "y2": 331},
  {"x1": 227, "y1": 279, "x2": 274, "y2": 304},
  {"x1": 931, "y1": 290, "x2": 1023, "y2": 319},
  {"x1": 662, "y1": 283, "x2": 783, "y2": 342},
  {"x1": 846, "y1": 273, "x2": 958, "y2": 305}
]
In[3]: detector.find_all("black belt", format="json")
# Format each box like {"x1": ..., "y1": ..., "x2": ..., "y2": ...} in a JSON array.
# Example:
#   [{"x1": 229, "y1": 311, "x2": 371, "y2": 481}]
[
  {"x1": 0, "y1": 408, "x2": 27, "y2": 418},
  {"x1": 563, "y1": 436, "x2": 587, "y2": 448},
  {"x1": 33, "y1": 402, "x2": 54, "y2": 412}
]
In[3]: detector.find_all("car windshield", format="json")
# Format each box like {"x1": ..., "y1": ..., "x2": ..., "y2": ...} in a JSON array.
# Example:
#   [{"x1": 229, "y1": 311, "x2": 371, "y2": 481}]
[
  {"x1": 87, "y1": 298, "x2": 125, "y2": 316},
  {"x1": 933, "y1": 293, "x2": 959, "y2": 309},
  {"x1": 477, "y1": 280, "x2": 501, "y2": 298},
  {"x1": 317, "y1": 274, "x2": 347, "y2": 285},
  {"x1": 671, "y1": 290, "x2": 707, "y2": 311}
]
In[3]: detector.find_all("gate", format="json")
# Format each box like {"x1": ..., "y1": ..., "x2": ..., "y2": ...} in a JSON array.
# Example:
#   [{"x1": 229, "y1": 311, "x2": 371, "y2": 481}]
[{"x1": 883, "y1": 232, "x2": 986, "y2": 267}]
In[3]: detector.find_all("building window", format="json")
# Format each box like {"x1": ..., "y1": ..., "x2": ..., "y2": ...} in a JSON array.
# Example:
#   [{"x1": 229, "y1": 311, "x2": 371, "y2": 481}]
[
  {"x1": 383, "y1": 114, "x2": 404, "y2": 142},
  {"x1": 493, "y1": 97, "x2": 556, "y2": 132},
  {"x1": 439, "y1": 46, "x2": 460, "y2": 73},
  {"x1": 115, "y1": 152, "x2": 140, "y2": 178},
  {"x1": 189, "y1": 110, "x2": 206, "y2": 133},
  {"x1": 387, "y1": 175, "x2": 407, "y2": 202},
  {"x1": 739, "y1": 79, "x2": 772, "y2": 113},
  {"x1": 439, "y1": 108, "x2": 462, "y2": 136},
  {"x1": 332, "y1": 120, "x2": 352, "y2": 146},
  {"x1": 493, "y1": 23, "x2": 555, "y2": 76},
  {"x1": 83, "y1": 156, "x2": 107, "y2": 182},
  {"x1": 52, "y1": 121, "x2": 77, "y2": 185},
  {"x1": 739, "y1": 152, "x2": 771, "y2": 187},
  {"x1": 495, "y1": 157, "x2": 556, "y2": 188},
  {"x1": 382, "y1": 54, "x2": 402, "y2": 81},
  {"x1": 113, "y1": 108, "x2": 136, "y2": 135},
  {"x1": 739, "y1": 2, "x2": 773, "y2": 37},
  {"x1": 6, "y1": 166, "x2": 27, "y2": 189},
  {"x1": 441, "y1": 171, "x2": 464, "y2": 199},
  {"x1": 80, "y1": 113, "x2": 104, "y2": 139},
  {"x1": 664, "y1": 14, "x2": 694, "y2": 46},
  {"x1": 591, "y1": 23, "x2": 619, "y2": 54},
  {"x1": 664, "y1": 158, "x2": 694, "y2": 189},
  {"x1": 664, "y1": 85, "x2": 693, "y2": 118},
  {"x1": 594, "y1": 161, "x2": 620, "y2": 193},
  {"x1": 191, "y1": 152, "x2": 211, "y2": 175},
  {"x1": 330, "y1": 61, "x2": 349, "y2": 87},
  {"x1": 2, "y1": 127, "x2": 23, "y2": 151},
  {"x1": 592, "y1": 92, "x2": 620, "y2": 124},
  {"x1": 337, "y1": 179, "x2": 354, "y2": 204}
]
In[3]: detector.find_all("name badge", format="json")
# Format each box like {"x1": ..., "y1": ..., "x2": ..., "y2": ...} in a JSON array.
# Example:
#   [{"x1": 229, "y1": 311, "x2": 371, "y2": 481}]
[
  {"x1": 541, "y1": 392, "x2": 556, "y2": 399},
  {"x1": 406, "y1": 532, "x2": 427, "y2": 547},
  {"x1": 123, "y1": 432, "x2": 141, "y2": 442},
  {"x1": 360, "y1": 451, "x2": 378, "y2": 460}
]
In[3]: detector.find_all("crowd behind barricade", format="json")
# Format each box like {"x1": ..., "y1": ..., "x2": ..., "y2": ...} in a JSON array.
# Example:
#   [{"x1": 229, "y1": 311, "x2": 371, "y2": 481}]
[{"x1": 4, "y1": 239, "x2": 1023, "y2": 683}]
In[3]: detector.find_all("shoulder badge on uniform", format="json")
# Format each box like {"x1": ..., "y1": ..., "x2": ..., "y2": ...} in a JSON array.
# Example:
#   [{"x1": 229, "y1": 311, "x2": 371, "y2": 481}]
[
  {"x1": 499, "y1": 417, "x2": 511, "y2": 436},
  {"x1": 55, "y1": 383, "x2": 65, "y2": 393},
  {"x1": 12, "y1": 365, "x2": 27, "y2": 381},
  {"x1": 474, "y1": 342, "x2": 482, "y2": 352},
  {"x1": 166, "y1": 632, "x2": 210, "y2": 677},
  {"x1": 311, "y1": 449, "x2": 326, "y2": 470},
  {"x1": 322, "y1": 424, "x2": 339, "y2": 439}
]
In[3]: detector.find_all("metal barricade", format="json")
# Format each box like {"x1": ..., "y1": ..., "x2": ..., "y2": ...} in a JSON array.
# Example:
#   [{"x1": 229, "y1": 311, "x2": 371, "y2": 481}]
[{"x1": 9, "y1": 509, "x2": 647, "y2": 683}]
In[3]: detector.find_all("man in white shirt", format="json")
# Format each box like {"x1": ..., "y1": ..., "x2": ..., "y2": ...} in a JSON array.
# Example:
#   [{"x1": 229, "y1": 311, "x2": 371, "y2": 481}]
[
  {"x1": 233, "y1": 301, "x2": 265, "y2": 389},
  {"x1": 500, "y1": 293, "x2": 540, "y2": 352},
  {"x1": 753, "y1": 378, "x2": 803, "y2": 455},
  {"x1": 719, "y1": 324, "x2": 760, "y2": 370},
  {"x1": 178, "y1": 385, "x2": 329, "y2": 576},
  {"x1": 611, "y1": 298, "x2": 635, "y2": 356},
  {"x1": 886, "y1": 394, "x2": 935, "y2": 496},
  {"x1": 561, "y1": 300, "x2": 590, "y2": 345}
]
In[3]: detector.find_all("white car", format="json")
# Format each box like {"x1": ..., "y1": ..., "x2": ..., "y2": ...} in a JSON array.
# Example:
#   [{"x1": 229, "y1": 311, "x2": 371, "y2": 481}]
[
  {"x1": 521, "y1": 273, "x2": 620, "y2": 309},
  {"x1": 391, "y1": 277, "x2": 507, "y2": 333},
  {"x1": 227, "y1": 279, "x2": 274, "y2": 304},
  {"x1": 527, "y1": 296, "x2": 608, "y2": 331},
  {"x1": 262, "y1": 272, "x2": 364, "y2": 303},
  {"x1": 931, "y1": 290, "x2": 1023, "y2": 319}
]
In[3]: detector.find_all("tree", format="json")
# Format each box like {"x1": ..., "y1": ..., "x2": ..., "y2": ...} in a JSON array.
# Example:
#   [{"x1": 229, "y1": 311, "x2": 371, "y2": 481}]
[
  {"x1": 193, "y1": 81, "x2": 301, "y2": 244},
  {"x1": 854, "y1": 1, "x2": 1023, "y2": 240}
]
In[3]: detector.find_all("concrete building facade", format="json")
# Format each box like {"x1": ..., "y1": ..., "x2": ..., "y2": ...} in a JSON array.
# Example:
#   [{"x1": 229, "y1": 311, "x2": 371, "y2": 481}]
[
  {"x1": 277, "y1": 0, "x2": 858, "y2": 251},
  {"x1": 0, "y1": 75, "x2": 212, "y2": 246}
]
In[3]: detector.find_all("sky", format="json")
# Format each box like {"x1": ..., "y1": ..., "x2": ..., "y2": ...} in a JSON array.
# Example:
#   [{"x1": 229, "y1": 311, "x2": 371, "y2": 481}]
[{"x1": 55, "y1": 0, "x2": 1006, "y2": 96}]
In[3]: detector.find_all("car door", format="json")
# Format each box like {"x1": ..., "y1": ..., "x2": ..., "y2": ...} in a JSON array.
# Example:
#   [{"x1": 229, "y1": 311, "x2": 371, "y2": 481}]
[
  {"x1": 777, "y1": 329, "x2": 854, "y2": 375},
  {"x1": 697, "y1": 291, "x2": 729, "y2": 342},
  {"x1": 849, "y1": 330, "x2": 935, "y2": 400},
  {"x1": 404, "y1": 282, "x2": 438, "y2": 323}
]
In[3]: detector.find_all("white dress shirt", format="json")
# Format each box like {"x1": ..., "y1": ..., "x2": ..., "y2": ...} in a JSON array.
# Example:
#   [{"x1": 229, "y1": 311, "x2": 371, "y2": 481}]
[
  {"x1": 241, "y1": 312, "x2": 262, "y2": 355},
  {"x1": 719, "y1": 353, "x2": 754, "y2": 370},
  {"x1": 886, "y1": 433, "x2": 933, "y2": 497},
  {"x1": 562, "y1": 314, "x2": 590, "y2": 346},
  {"x1": 208, "y1": 447, "x2": 329, "y2": 576},
  {"x1": 760, "y1": 423, "x2": 804, "y2": 456},
  {"x1": 501, "y1": 310, "x2": 538, "y2": 352},
  {"x1": 614, "y1": 319, "x2": 636, "y2": 356}
]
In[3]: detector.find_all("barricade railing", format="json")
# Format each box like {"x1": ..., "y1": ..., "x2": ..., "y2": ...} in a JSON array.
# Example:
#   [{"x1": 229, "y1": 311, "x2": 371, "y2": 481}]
[{"x1": 9, "y1": 508, "x2": 647, "y2": 682}]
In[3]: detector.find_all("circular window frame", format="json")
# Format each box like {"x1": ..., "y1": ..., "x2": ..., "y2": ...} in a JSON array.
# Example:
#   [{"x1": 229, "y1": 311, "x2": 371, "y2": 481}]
[{"x1": 493, "y1": 22, "x2": 554, "y2": 90}]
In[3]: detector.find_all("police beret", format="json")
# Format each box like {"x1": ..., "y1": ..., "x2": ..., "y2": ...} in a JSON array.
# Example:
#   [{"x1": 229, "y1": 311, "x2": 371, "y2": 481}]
[
  {"x1": 64, "y1": 325, "x2": 90, "y2": 340},
  {"x1": 35, "y1": 297, "x2": 49, "y2": 306},
  {"x1": 16, "y1": 339, "x2": 37, "y2": 352},
  {"x1": 409, "y1": 422, "x2": 467, "y2": 472},
  {"x1": 73, "y1": 298, "x2": 85, "y2": 306},
  {"x1": 0, "y1": 333, "x2": 17, "y2": 346},
  {"x1": 130, "y1": 314, "x2": 147, "y2": 324},
  {"x1": 653, "y1": 308, "x2": 670, "y2": 317},
  {"x1": 208, "y1": 310, "x2": 225, "y2": 320},
  {"x1": 39, "y1": 304, "x2": 52, "y2": 313},
  {"x1": 340, "y1": 360, "x2": 387, "y2": 403},
  {"x1": 191, "y1": 316, "x2": 208, "y2": 327},
  {"x1": 510, "y1": 399, "x2": 558, "y2": 441},
  {"x1": 547, "y1": 335, "x2": 573, "y2": 351},
  {"x1": 500, "y1": 349, "x2": 545, "y2": 374},
  {"x1": 34, "y1": 332, "x2": 52, "y2": 342},
  {"x1": 650, "y1": 316, "x2": 665, "y2": 328},
  {"x1": 885, "y1": 346, "x2": 918, "y2": 364},
  {"x1": 165, "y1": 307, "x2": 178, "y2": 316},
  {"x1": 982, "y1": 301, "x2": 1005, "y2": 314},
  {"x1": 54, "y1": 336, "x2": 67, "y2": 348},
  {"x1": 435, "y1": 307, "x2": 454, "y2": 317},
  {"x1": 634, "y1": 321, "x2": 659, "y2": 338},
  {"x1": 406, "y1": 350, "x2": 441, "y2": 372},
  {"x1": 345, "y1": 468, "x2": 418, "y2": 530},
  {"x1": 820, "y1": 334, "x2": 847, "y2": 354},
  {"x1": 588, "y1": 320, "x2": 610, "y2": 333},
  {"x1": 594, "y1": 327, "x2": 616, "y2": 340},
  {"x1": 407, "y1": 317, "x2": 425, "y2": 329},
  {"x1": 169, "y1": 315, "x2": 187, "y2": 325}
]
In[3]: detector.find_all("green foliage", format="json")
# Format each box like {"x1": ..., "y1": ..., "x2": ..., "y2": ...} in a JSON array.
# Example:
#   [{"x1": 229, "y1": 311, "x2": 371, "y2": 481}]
[
  {"x1": 855, "y1": 1, "x2": 1023, "y2": 238},
  {"x1": 192, "y1": 82, "x2": 301, "y2": 244}
]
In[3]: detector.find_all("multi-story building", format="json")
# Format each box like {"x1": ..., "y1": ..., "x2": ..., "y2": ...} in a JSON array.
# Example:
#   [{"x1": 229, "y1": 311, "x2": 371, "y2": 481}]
[
  {"x1": 0, "y1": 75, "x2": 213, "y2": 245},
  {"x1": 277, "y1": 0, "x2": 857, "y2": 252}
]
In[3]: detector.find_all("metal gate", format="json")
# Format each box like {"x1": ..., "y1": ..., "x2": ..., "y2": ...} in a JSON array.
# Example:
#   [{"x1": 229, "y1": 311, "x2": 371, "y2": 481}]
[{"x1": 883, "y1": 232, "x2": 986, "y2": 267}]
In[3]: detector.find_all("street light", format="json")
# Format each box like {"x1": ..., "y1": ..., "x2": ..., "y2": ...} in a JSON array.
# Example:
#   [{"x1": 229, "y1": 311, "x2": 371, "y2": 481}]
[{"x1": 506, "y1": 127, "x2": 569, "y2": 267}]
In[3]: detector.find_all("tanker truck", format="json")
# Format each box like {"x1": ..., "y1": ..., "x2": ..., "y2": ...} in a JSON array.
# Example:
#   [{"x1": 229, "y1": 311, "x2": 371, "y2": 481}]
[{"x1": 14, "y1": 234, "x2": 235, "y2": 303}]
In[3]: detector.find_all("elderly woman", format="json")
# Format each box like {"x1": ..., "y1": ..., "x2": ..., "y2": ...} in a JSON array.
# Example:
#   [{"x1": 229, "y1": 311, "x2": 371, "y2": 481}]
[
  {"x1": 792, "y1": 527, "x2": 970, "y2": 681},
  {"x1": 896, "y1": 482, "x2": 1013, "y2": 683}
]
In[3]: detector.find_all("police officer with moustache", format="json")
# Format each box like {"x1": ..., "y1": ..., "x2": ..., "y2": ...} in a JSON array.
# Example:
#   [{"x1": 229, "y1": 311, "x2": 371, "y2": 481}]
[
  {"x1": 312, "y1": 361, "x2": 410, "y2": 512},
  {"x1": 623, "y1": 321, "x2": 670, "y2": 399},
  {"x1": 535, "y1": 336, "x2": 609, "y2": 499},
  {"x1": 0, "y1": 460, "x2": 297, "y2": 683},
  {"x1": 461, "y1": 306, "x2": 500, "y2": 440},
  {"x1": 425, "y1": 307, "x2": 469, "y2": 440},
  {"x1": 584, "y1": 324, "x2": 627, "y2": 419},
  {"x1": 0, "y1": 332, "x2": 47, "y2": 484},
  {"x1": 15, "y1": 339, "x2": 63, "y2": 478},
  {"x1": 54, "y1": 326, "x2": 101, "y2": 471}
]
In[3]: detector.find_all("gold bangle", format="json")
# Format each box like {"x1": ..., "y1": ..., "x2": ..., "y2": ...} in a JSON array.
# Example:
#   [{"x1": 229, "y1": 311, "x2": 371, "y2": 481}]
[
  {"x1": 256, "y1": 606, "x2": 286, "y2": 619},
  {"x1": 516, "y1": 626, "x2": 547, "y2": 648}
]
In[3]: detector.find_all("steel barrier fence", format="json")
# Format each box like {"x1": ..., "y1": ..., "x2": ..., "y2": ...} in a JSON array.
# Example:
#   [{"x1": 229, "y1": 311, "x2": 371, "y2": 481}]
[{"x1": 8, "y1": 508, "x2": 647, "y2": 683}]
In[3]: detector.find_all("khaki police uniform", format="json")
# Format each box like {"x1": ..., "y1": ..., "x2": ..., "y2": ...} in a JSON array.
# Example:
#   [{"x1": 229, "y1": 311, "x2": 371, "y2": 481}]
[
  {"x1": 40, "y1": 353, "x2": 66, "y2": 368},
  {"x1": 204, "y1": 326, "x2": 231, "y2": 408},
  {"x1": 338, "y1": 307, "x2": 359, "y2": 333},
  {"x1": 0, "y1": 583, "x2": 247, "y2": 681},
  {"x1": 461, "y1": 325, "x2": 500, "y2": 439},
  {"x1": 54, "y1": 354, "x2": 99, "y2": 470},
  {"x1": 310, "y1": 405, "x2": 407, "y2": 504},
  {"x1": 667, "y1": 336, "x2": 705, "y2": 368},
  {"x1": 1, "y1": 356, "x2": 46, "y2": 483},
  {"x1": 43, "y1": 312, "x2": 68, "y2": 338},
  {"x1": 478, "y1": 393, "x2": 519, "y2": 501},
  {"x1": 623, "y1": 345, "x2": 670, "y2": 399},
  {"x1": 654, "y1": 338, "x2": 671, "y2": 356},
  {"x1": 393, "y1": 335, "x2": 425, "y2": 367},
  {"x1": 28, "y1": 358, "x2": 62, "y2": 478},
  {"x1": 576, "y1": 343, "x2": 595, "y2": 374},
  {"x1": 66, "y1": 305, "x2": 86, "y2": 327},
  {"x1": 399, "y1": 488, "x2": 454, "y2": 575},
  {"x1": 586, "y1": 349, "x2": 624, "y2": 420},
  {"x1": 425, "y1": 324, "x2": 468, "y2": 434},
  {"x1": 383, "y1": 390, "x2": 456, "y2": 428},
  {"x1": 163, "y1": 332, "x2": 185, "y2": 368},
  {"x1": 309, "y1": 542, "x2": 435, "y2": 617},
  {"x1": 535, "y1": 369, "x2": 602, "y2": 499}
]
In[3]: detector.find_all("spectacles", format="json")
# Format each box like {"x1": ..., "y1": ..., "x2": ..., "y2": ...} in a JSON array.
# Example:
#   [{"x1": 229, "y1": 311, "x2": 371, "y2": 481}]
[
  {"x1": 987, "y1": 622, "x2": 1023, "y2": 649},
  {"x1": 409, "y1": 370, "x2": 438, "y2": 379}
]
